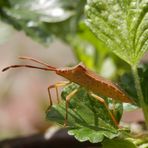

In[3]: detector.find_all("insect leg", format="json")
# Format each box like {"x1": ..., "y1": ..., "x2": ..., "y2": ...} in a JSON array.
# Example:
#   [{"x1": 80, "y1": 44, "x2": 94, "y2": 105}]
[
  {"x1": 47, "y1": 81, "x2": 70, "y2": 107},
  {"x1": 54, "y1": 81, "x2": 70, "y2": 103},
  {"x1": 90, "y1": 93, "x2": 119, "y2": 128},
  {"x1": 64, "y1": 89, "x2": 78, "y2": 126}
]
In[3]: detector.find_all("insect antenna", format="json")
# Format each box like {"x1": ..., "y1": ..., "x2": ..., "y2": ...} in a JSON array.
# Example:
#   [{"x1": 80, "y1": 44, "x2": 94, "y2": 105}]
[
  {"x1": 19, "y1": 56, "x2": 55, "y2": 69},
  {"x1": 2, "y1": 57, "x2": 57, "y2": 72},
  {"x1": 2, "y1": 64, "x2": 57, "y2": 72}
]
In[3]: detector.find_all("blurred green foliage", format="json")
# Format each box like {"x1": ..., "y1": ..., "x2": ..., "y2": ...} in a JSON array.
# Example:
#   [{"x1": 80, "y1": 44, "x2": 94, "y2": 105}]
[{"x1": 0, "y1": 0, "x2": 86, "y2": 45}]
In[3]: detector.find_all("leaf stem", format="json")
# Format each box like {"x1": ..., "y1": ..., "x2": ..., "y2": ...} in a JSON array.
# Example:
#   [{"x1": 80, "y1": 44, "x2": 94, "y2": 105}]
[{"x1": 132, "y1": 66, "x2": 148, "y2": 129}]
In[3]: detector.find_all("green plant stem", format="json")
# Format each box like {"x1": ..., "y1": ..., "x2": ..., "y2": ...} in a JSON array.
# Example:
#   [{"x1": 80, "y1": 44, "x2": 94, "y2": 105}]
[{"x1": 132, "y1": 66, "x2": 148, "y2": 129}]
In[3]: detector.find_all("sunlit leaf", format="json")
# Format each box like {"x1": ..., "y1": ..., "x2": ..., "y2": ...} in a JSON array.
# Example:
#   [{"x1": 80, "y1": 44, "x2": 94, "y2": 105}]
[{"x1": 85, "y1": 0, "x2": 148, "y2": 65}]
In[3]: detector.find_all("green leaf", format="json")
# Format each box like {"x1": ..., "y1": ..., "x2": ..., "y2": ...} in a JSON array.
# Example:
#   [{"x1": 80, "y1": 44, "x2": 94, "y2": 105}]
[
  {"x1": 0, "y1": 0, "x2": 86, "y2": 45},
  {"x1": 102, "y1": 139, "x2": 137, "y2": 148},
  {"x1": 68, "y1": 127, "x2": 120, "y2": 143},
  {"x1": 46, "y1": 83, "x2": 123, "y2": 143},
  {"x1": 85, "y1": 0, "x2": 148, "y2": 65}
]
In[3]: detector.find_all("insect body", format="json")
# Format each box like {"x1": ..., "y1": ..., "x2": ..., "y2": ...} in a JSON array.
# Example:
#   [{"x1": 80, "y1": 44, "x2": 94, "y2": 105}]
[
  {"x1": 2, "y1": 57, "x2": 134, "y2": 127},
  {"x1": 57, "y1": 64, "x2": 133, "y2": 103}
]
